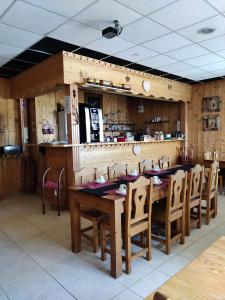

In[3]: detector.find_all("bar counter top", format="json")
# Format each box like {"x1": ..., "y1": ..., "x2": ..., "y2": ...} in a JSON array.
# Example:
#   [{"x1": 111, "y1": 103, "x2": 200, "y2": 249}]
[{"x1": 27, "y1": 138, "x2": 186, "y2": 148}]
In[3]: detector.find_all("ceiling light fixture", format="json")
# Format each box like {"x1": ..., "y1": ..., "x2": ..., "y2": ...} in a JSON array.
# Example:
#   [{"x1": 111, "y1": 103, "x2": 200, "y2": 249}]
[{"x1": 197, "y1": 27, "x2": 216, "y2": 35}]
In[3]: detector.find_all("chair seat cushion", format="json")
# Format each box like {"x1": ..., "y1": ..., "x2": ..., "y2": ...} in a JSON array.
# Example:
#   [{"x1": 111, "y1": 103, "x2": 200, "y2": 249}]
[{"x1": 44, "y1": 180, "x2": 62, "y2": 190}]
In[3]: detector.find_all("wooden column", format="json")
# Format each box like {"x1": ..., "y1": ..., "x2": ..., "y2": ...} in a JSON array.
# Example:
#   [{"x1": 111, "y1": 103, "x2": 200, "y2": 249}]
[
  {"x1": 181, "y1": 101, "x2": 188, "y2": 148},
  {"x1": 65, "y1": 83, "x2": 80, "y2": 187}
]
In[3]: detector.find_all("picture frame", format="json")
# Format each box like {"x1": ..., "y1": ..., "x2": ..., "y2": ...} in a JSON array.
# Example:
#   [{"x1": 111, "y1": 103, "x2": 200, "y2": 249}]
[
  {"x1": 203, "y1": 115, "x2": 220, "y2": 131},
  {"x1": 202, "y1": 96, "x2": 221, "y2": 112}
]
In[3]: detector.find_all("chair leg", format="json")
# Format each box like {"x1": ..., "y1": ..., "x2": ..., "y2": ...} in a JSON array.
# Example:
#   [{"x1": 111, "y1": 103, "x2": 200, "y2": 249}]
[
  {"x1": 100, "y1": 224, "x2": 106, "y2": 261},
  {"x1": 186, "y1": 207, "x2": 190, "y2": 236},
  {"x1": 197, "y1": 203, "x2": 202, "y2": 229},
  {"x1": 125, "y1": 235, "x2": 131, "y2": 274},
  {"x1": 165, "y1": 221, "x2": 171, "y2": 255},
  {"x1": 92, "y1": 219, "x2": 99, "y2": 253},
  {"x1": 180, "y1": 216, "x2": 185, "y2": 245},
  {"x1": 219, "y1": 176, "x2": 223, "y2": 195},
  {"x1": 146, "y1": 228, "x2": 151, "y2": 261},
  {"x1": 42, "y1": 191, "x2": 45, "y2": 214},
  {"x1": 206, "y1": 200, "x2": 210, "y2": 225},
  {"x1": 57, "y1": 189, "x2": 60, "y2": 217}
]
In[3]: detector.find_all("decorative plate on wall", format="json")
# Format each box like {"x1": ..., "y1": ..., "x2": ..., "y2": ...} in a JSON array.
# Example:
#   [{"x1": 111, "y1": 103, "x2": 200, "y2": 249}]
[
  {"x1": 142, "y1": 80, "x2": 151, "y2": 92},
  {"x1": 132, "y1": 145, "x2": 141, "y2": 156}
]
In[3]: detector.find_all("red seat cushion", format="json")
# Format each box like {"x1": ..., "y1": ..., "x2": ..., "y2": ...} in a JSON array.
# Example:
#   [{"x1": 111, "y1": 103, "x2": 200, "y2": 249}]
[{"x1": 44, "y1": 180, "x2": 62, "y2": 190}]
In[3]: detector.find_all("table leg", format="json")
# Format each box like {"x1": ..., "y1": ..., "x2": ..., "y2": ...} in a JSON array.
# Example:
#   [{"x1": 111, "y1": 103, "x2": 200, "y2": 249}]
[
  {"x1": 110, "y1": 201, "x2": 123, "y2": 278},
  {"x1": 70, "y1": 197, "x2": 81, "y2": 253}
]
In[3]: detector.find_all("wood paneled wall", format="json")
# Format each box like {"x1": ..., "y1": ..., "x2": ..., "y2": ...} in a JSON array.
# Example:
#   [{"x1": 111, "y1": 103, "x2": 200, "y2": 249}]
[
  {"x1": 78, "y1": 140, "x2": 183, "y2": 180},
  {"x1": 188, "y1": 79, "x2": 225, "y2": 162},
  {"x1": 0, "y1": 79, "x2": 19, "y2": 146},
  {"x1": 35, "y1": 88, "x2": 65, "y2": 144}
]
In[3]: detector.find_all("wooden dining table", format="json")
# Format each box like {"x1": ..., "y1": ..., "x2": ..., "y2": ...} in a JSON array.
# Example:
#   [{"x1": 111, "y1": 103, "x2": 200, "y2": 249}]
[
  {"x1": 146, "y1": 236, "x2": 225, "y2": 300},
  {"x1": 69, "y1": 165, "x2": 193, "y2": 278}
]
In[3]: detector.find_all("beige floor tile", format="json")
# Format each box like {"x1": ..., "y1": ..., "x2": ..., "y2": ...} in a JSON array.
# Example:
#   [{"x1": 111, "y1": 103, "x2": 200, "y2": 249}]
[
  {"x1": 28, "y1": 242, "x2": 75, "y2": 268},
  {"x1": 118, "y1": 258, "x2": 154, "y2": 287},
  {"x1": 0, "y1": 230, "x2": 13, "y2": 248},
  {"x1": 66, "y1": 270, "x2": 125, "y2": 300},
  {"x1": 158, "y1": 254, "x2": 190, "y2": 276},
  {"x1": 18, "y1": 232, "x2": 58, "y2": 252},
  {"x1": 45, "y1": 255, "x2": 97, "y2": 287},
  {"x1": 112, "y1": 289, "x2": 143, "y2": 300},
  {"x1": 45, "y1": 223, "x2": 71, "y2": 243},
  {"x1": 0, "y1": 288, "x2": 8, "y2": 300},
  {"x1": 130, "y1": 269, "x2": 169, "y2": 298},
  {"x1": 4, "y1": 269, "x2": 68, "y2": 300},
  {"x1": 0, "y1": 243, "x2": 40, "y2": 287}
]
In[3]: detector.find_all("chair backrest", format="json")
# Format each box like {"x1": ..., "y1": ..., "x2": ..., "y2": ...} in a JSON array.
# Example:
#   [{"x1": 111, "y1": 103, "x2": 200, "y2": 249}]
[
  {"x1": 42, "y1": 166, "x2": 65, "y2": 189},
  {"x1": 187, "y1": 164, "x2": 204, "y2": 201},
  {"x1": 167, "y1": 170, "x2": 187, "y2": 215},
  {"x1": 207, "y1": 160, "x2": 219, "y2": 195},
  {"x1": 204, "y1": 150, "x2": 212, "y2": 160},
  {"x1": 125, "y1": 176, "x2": 153, "y2": 228},
  {"x1": 159, "y1": 155, "x2": 171, "y2": 170},
  {"x1": 75, "y1": 167, "x2": 96, "y2": 185},
  {"x1": 139, "y1": 159, "x2": 154, "y2": 173},
  {"x1": 153, "y1": 291, "x2": 171, "y2": 300},
  {"x1": 108, "y1": 163, "x2": 127, "y2": 179}
]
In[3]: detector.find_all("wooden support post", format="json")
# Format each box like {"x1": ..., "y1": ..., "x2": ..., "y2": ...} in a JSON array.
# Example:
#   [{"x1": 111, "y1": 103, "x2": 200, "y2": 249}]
[
  {"x1": 65, "y1": 83, "x2": 80, "y2": 187},
  {"x1": 181, "y1": 101, "x2": 188, "y2": 148}
]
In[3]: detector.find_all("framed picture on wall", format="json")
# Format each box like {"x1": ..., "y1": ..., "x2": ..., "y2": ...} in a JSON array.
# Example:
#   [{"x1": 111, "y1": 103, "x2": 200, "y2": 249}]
[
  {"x1": 203, "y1": 115, "x2": 220, "y2": 131},
  {"x1": 202, "y1": 96, "x2": 221, "y2": 112}
]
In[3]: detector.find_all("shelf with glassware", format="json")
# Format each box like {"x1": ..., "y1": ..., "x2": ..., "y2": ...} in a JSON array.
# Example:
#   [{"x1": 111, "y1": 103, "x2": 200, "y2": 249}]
[{"x1": 103, "y1": 121, "x2": 135, "y2": 142}]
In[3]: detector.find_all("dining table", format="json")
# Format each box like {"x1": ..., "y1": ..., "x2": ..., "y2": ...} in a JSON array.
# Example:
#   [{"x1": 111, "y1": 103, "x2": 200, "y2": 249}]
[
  {"x1": 69, "y1": 164, "x2": 194, "y2": 278},
  {"x1": 145, "y1": 236, "x2": 225, "y2": 300}
]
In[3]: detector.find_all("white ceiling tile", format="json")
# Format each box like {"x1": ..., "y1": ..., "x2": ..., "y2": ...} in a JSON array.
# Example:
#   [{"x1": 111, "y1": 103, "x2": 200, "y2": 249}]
[
  {"x1": 0, "y1": 0, "x2": 14, "y2": 16},
  {"x1": 0, "y1": 43, "x2": 23, "y2": 66},
  {"x1": 185, "y1": 53, "x2": 223, "y2": 67},
  {"x1": 216, "y1": 49, "x2": 225, "y2": 58},
  {"x1": 86, "y1": 37, "x2": 134, "y2": 55},
  {"x1": 115, "y1": 45, "x2": 157, "y2": 62},
  {"x1": 176, "y1": 68, "x2": 205, "y2": 77},
  {"x1": 49, "y1": 20, "x2": 101, "y2": 46},
  {"x1": 188, "y1": 72, "x2": 217, "y2": 80},
  {"x1": 143, "y1": 32, "x2": 192, "y2": 53},
  {"x1": 121, "y1": 17, "x2": 170, "y2": 43},
  {"x1": 167, "y1": 44, "x2": 209, "y2": 60},
  {"x1": 24, "y1": 0, "x2": 96, "y2": 18},
  {"x1": 207, "y1": 0, "x2": 225, "y2": 12},
  {"x1": 139, "y1": 54, "x2": 176, "y2": 68},
  {"x1": 150, "y1": 0, "x2": 217, "y2": 30},
  {"x1": 211, "y1": 68, "x2": 225, "y2": 75},
  {"x1": 157, "y1": 61, "x2": 193, "y2": 73},
  {"x1": 200, "y1": 60, "x2": 225, "y2": 72},
  {"x1": 179, "y1": 15, "x2": 225, "y2": 42},
  {"x1": 1, "y1": 1, "x2": 66, "y2": 34},
  {"x1": 0, "y1": 23, "x2": 41, "y2": 49},
  {"x1": 73, "y1": 0, "x2": 141, "y2": 30},
  {"x1": 116, "y1": 0, "x2": 176, "y2": 15},
  {"x1": 200, "y1": 34, "x2": 225, "y2": 51}
]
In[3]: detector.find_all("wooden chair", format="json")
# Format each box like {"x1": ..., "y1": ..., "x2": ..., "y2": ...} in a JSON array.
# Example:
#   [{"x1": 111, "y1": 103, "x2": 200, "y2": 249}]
[
  {"x1": 186, "y1": 164, "x2": 204, "y2": 236},
  {"x1": 100, "y1": 176, "x2": 153, "y2": 274},
  {"x1": 159, "y1": 155, "x2": 171, "y2": 170},
  {"x1": 42, "y1": 166, "x2": 65, "y2": 216},
  {"x1": 139, "y1": 159, "x2": 154, "y2": 173},
  {"x1": 153, "y1": 292, "x2": 171, "y2": 300},
  {"x1": 152, "y1": 170, "x2": 187, "y2": 254},
  {"x1": 108, "y1": 163, "x2": 127, "y2": 179},
  {"x1": 75, "y1": 167, "x2": 103, "y2": 253},
  {"x1": 202, "y1": 160, "x2": 219, "y2": 225}
]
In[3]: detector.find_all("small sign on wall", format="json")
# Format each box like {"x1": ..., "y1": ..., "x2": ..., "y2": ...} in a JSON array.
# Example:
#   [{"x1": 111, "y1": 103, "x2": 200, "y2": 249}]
[{"x1": 65, "y1": 96, "x2": 72, "y2": 114}]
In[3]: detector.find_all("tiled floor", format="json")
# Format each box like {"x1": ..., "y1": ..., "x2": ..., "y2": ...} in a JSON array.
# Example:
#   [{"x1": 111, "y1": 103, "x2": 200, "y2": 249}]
[{"x1": 0, "y1": 193, "x2": 225, "y2": 300}]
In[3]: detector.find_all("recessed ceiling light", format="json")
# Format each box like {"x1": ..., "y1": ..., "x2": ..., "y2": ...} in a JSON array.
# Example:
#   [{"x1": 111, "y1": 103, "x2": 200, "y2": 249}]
[
  {"x1": 197, "y1": 27, "x2": 216, "y2": 35},
  {"x1": 132, "y1": 53, "x2": 139, "y2": 57}
]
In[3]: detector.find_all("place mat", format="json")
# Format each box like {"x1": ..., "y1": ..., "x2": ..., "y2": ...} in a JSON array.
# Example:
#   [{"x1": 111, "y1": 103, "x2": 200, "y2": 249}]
[
  {"x1": 119, "y1": 175, "x2": 140, "y2": 181},
  {"x1": 79, "y1": 180, "x2": 113, "y2": 190},
  {"x1": 144, "y1": 170, "x2": 168, "y2": 176},
  {"x1": 80, "y1": 182, "x2": 120, "y2": 196}
]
